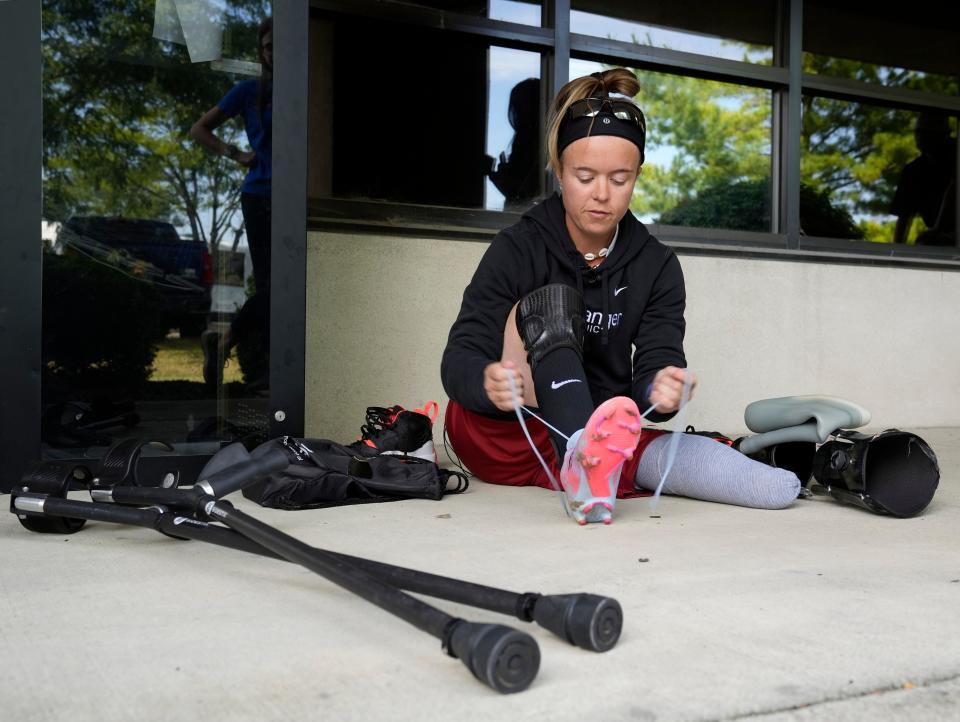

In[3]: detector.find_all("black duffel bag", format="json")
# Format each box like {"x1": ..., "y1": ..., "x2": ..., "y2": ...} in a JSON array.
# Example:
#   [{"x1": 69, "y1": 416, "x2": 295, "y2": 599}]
[{"x1": 240, "y1": 436, "x2": 468, "y2": 510}]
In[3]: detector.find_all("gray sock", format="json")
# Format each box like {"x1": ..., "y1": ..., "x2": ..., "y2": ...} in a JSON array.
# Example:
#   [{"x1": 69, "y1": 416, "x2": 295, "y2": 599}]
[{"x1": 635, "y1": 433, "x2": 800, "y2": 509}]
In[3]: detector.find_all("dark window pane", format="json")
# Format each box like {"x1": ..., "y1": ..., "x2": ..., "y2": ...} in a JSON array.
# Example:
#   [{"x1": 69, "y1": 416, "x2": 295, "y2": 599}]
[
  {"x1": 801, "y1": 98, "x2": 958, "y2": 245},
  {"x1": 312, "y1": 14, "x2": 543, "y2": 210},
  {"x1": 570, "y1": 59, "x2": 773, "y2": 233},
  {"x1": 571, "y1": 0, "x2": 775, "y2": 65},
  {"x1": 803, "y1": 0, "x2": 960, "y2": 92}
]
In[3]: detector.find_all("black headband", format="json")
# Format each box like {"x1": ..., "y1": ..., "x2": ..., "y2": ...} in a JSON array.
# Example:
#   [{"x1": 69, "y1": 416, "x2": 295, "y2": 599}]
[{"x1": 557, "y1": 113, "x2": 646, "y2": 165}]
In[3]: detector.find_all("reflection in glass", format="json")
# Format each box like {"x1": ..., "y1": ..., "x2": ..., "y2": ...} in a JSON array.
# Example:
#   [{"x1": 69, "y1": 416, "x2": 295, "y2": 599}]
[
  {"x1": 485, "y1": 48, "x2": 542, "y2": 211},
  {"x1": 488, "y1": 0, "x2": 540, "y2": 26},
  {"x1": 570, "y1": 59, "x2": 772, "y2": 233},
  {"x1": 41, "y1": 1, "x2": 273, "y2": 460},
  {"x1": 801, "y1": 98, "x2": 958, "y2": 245},
  {"x1": 373, "y1": 0, "x2": 540, "y2": 24},
  {"x1": 803, "y1": 1, "x2": 960, "y2": 93},
  {"x1": 322, "y1": 16, "x2": 525, "y2": 208},
  {"x1": 802, "y1": 54, "x2": 960, "y2": 96},
  {"x1": 571, "y1": 1, "x2": 773, "y2": 65}
]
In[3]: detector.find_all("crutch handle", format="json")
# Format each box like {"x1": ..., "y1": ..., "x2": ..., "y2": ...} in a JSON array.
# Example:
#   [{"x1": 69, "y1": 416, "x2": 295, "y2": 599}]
[{"x1": 195, "y1": 448, "x2": 289, "y2": 498}]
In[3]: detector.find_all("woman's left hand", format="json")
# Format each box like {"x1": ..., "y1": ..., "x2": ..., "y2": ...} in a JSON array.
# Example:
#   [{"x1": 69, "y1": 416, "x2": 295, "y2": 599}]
[{"x1": 649, "y1": 366, "x2": 697, "y2": 413}]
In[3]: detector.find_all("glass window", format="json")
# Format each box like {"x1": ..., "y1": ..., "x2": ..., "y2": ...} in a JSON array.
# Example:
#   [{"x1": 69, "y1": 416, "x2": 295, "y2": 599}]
[
  {"x1": 571, "y1": 0, "x2": 774, "y2": 65},
  {"x1": 803, "y1": 0, "x2": 960, "y2": 93},
  {"x1": 569, "y1": 59, "x2": 773, "y2": 233},
  {"x1": 310, "y1": 13, "x2": 543, "y2": 211},
  {"x1": 801, "y1": 98, "x2": 958, "y2": 245},
  {"x1": 41, "y1": 1, "x2": 273, "y2": 460},
  {"x1": 489, "y1": 0, "x2": 541, "y2": 26}
]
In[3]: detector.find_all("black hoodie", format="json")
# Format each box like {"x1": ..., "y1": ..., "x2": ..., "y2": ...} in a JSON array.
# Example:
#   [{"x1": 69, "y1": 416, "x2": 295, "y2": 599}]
[{"x1": 441, "y1": 193, "x2": 686, "y2": 423}]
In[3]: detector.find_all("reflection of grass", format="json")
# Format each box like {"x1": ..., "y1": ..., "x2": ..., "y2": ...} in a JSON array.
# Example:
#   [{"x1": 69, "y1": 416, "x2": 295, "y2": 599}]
[{"x1": 150, "y1": 336, "x2": 243, "y2": 384}]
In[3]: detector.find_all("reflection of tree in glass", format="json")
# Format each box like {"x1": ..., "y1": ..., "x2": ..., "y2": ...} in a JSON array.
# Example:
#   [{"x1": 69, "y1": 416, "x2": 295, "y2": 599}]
[
  {"x1": 800, "y1": 54, "x2": 957, "y2": 242},
  {"x1": 621, "y1": 56, "x2": 953, "y2": 240},
  {"x1": 659, "y1": 179, "x2": 863, "y2": 239},
  {"x1": 626, "y1": 69, "x2": 771, "y2": 227},
  {"x1": 42, "y1": 0, "x2": 271, "y2": 255}
]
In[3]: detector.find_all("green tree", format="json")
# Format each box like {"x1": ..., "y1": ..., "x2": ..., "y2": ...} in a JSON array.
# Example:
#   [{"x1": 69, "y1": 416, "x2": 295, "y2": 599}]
[
  {"x1": 42, "y1": 0, "x2": 270, "y2": 251},
  {"x1": 629, "y1": 69, "x2": 771, "y2": 223}
]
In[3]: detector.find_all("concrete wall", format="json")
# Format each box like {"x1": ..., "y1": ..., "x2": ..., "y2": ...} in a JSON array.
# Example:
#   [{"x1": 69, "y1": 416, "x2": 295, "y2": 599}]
[{"x1": 306, "y1": 231, "x2": 960, "y2": 443}]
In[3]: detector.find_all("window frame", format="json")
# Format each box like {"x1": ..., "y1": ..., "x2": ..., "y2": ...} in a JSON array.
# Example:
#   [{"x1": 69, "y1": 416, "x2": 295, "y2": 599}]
[{"x1": 305, "y1": 0, "x2": 960, "y2": 268}]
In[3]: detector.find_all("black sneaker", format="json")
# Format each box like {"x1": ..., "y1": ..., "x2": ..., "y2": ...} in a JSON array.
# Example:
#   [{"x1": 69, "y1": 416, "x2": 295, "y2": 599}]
[{"x1": 349, "y1": 402, "x2": 438, "y2": 462}]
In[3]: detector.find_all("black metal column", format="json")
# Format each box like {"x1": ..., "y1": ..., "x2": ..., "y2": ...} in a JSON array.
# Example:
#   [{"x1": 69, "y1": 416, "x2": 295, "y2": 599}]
[
  {"x1": 270, "y1": 0, "x2": 309, "y2": 438},
  {"x1": 0, "y1": 0, "x2": 42, "y2": 493},
  {"x1": 784, "y1": 0, "x2": 803, "y2": 248},
  {"x1": 543, "y1": 0, "x2": 570, "y2": 195}
]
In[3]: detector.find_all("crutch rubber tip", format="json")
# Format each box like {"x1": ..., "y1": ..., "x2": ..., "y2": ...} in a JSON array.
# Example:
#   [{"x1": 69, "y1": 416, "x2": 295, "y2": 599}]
[
  {"x1": 532, "y1": 594, "x2": 623, "y2": 652},
  {"x1": 446, "y1": 622, "x2": 540, "y2": 694}
]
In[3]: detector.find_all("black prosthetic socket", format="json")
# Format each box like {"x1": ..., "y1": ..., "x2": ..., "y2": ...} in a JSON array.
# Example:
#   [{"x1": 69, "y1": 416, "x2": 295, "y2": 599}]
[
  {"x1": 516, "y1": 284, "x2": 593, "y2": 448},
  {"x1": 516, "y1": 284, "x2": 585, "y2": 369},
  {"x1": 811, "y1": 429, "x2": 940, "y2": 517},
  {"x1": 733, "y1": 439, "x2": 816, "y2": 487}
]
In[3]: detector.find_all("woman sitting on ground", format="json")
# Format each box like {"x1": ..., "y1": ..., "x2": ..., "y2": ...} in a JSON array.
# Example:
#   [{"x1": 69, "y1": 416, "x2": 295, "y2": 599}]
[{"x1": 441, "y1": 68, "x2": 800, "y2": 524}]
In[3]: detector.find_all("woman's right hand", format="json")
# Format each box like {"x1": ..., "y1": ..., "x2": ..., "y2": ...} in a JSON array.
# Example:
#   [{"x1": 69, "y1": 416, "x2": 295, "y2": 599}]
[{"x1": 484, "y1": 360, "x2": 524, "y2": 412}]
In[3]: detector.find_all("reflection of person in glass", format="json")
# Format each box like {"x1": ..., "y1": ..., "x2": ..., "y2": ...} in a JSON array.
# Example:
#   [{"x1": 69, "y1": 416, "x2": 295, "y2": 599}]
[
  {"x1": 487, "y1": 78, "x2": 540, "y2": 209},
  {"x1": 891, "y1": 112, "x2": 957, "y2": 246},
  {"x1": 443, "y1": 69, "x2": 801, "y2": 526},
  {"x1": 190, "y1": 17, "x2": 273, "y2": 388}
]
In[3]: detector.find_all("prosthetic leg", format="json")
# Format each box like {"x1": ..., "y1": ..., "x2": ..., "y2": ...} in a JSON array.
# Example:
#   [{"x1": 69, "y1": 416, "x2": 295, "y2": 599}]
[
  {"x1": 735, "y1": 395, "x2": 940, "y2": 516},
  {"x1": 735, "y1": 395, "x2": 872, "y2": 485},
  {"x1": 515, "y1": 284, "x2": 641, "y2": 525}
]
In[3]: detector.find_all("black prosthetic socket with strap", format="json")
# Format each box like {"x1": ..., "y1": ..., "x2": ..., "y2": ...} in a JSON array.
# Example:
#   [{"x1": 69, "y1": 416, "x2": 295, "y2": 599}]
[
  {"x1": 516, "y1": 283, "x2": 586, "y2": 369},
  {"x1": 811, "y1": 429, "x2": 940, "y2": 517},
  {"x1": 515, "y1": 283, "x2": 594, "y2": 444}
]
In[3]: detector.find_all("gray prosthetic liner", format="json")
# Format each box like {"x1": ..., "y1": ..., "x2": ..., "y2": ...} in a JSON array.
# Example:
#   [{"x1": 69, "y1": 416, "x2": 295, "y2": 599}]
[
  {"x1": 515, "y1": 283, "x2": 585, "y2": 372},
  {"x1": 738, "y1": 396, "x2": 871, "y2": 455}
]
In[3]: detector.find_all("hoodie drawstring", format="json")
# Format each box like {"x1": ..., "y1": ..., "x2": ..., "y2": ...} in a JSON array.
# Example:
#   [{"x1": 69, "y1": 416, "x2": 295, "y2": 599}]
[{"x1": 600, "y1": 271, "x2": 610, "y2": 346}]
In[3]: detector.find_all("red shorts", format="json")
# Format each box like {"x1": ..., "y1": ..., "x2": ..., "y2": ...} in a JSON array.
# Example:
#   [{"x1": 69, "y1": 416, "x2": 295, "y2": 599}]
[{"x1": 444, "y1": 400, "x2": 666, "y2": 499}]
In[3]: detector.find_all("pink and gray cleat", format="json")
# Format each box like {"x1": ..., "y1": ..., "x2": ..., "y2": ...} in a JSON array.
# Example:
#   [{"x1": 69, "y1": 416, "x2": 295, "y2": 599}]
[{"x1": 559, "y1": 396, "x2": 643, "y2": 525}]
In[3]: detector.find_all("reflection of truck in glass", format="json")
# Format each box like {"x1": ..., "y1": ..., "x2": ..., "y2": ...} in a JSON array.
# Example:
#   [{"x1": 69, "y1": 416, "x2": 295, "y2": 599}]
[{"x1": 58, "y1": 216, "x2": 213, "y2": 337}]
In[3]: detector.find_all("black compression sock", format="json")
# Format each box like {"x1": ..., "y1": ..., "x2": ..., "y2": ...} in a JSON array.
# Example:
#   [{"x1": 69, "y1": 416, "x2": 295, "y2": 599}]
[{"x1": 531, "y1": 348, "x2": 595, "y2": 444}]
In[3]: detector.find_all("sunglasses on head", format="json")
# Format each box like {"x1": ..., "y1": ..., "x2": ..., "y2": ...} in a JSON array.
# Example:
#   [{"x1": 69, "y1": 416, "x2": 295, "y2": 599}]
[{"x1": 566, "y1": 97, "x2": 646, "y2": 134}]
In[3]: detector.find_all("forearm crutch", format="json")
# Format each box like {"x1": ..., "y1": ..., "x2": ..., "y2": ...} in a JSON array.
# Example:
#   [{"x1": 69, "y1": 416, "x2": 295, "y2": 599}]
[{"x1": 12, "y1": 454, "x2": 540, "y2": 693}]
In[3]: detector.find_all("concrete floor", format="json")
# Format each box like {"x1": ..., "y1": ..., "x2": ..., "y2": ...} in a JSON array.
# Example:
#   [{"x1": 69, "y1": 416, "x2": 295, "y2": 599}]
[{"x1": 2, "y1": 428, "x2": 958, "y2": 721}]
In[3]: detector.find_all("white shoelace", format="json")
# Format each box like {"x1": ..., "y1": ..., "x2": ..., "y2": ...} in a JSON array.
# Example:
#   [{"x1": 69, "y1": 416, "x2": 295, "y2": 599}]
[{"x1": 506, "y1": 371, "x2": 693, "y2": 519}]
